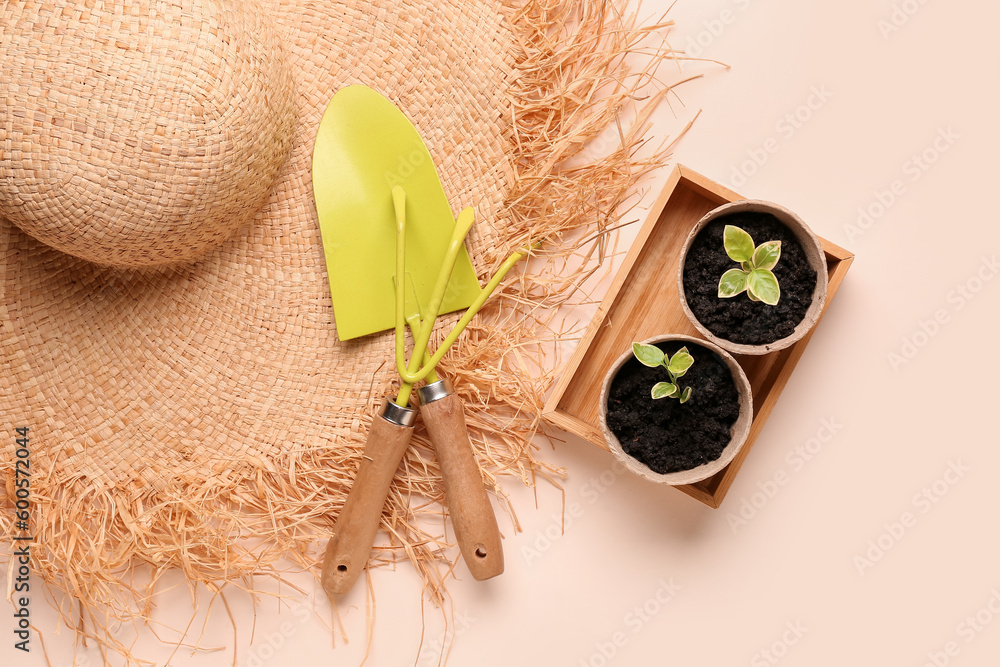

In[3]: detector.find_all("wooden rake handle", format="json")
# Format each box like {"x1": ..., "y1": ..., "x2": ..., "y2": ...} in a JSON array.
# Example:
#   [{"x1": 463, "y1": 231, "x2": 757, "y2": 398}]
[
  {"x1": 321, "y1": 400, "x2": 415, "y2": 596},
  {"x1": 419, "y1": 381, "x2": 504, "y2": 580}
]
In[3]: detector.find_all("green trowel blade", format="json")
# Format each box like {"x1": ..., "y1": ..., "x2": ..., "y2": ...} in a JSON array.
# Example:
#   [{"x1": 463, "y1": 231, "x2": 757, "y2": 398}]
[{"x1": 311, "y1": 84, "x2": 481, "y2": 341}]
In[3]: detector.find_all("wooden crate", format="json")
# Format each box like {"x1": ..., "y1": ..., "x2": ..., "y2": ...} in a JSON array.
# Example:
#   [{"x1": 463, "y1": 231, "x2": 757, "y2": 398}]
[{"x1": 542, "y1": 165, "x2": 854, "y2": 508}]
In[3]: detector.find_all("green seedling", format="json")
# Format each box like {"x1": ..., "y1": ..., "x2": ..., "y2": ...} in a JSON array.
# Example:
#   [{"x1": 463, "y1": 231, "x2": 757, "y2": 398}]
[
  {"x1": 632, "y1": 343, "x2": 694, "y2": 403},
  {"x1": 718, "y1": 224, "x2": 781, "y2": 306}
]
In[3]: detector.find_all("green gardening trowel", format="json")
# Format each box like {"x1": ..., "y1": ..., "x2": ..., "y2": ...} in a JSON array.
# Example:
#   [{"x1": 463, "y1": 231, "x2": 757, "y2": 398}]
[
  {"x1": 312, "y1": 85, "x2": 481, "y2": 341},
  {"x1": 313, "y1": 85, "x2": 514, "y2": 596}
]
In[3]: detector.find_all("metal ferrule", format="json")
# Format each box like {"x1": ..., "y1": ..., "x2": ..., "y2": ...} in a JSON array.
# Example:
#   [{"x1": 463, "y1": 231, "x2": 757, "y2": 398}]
[
  {"x1": 381, "y1": 398, "x2": 417, "y2": 427},
  {"x1": 418, "y1": 378, "x2": 453, "y2": 405}
]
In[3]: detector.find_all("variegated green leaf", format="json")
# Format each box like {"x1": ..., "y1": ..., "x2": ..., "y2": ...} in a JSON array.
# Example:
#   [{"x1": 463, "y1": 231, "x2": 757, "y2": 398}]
[
  {"x1": 667, "y1": 347, "x2": 694, "y2": 376},
  {"x1": 632, "y1": 342, "x2": 664, "y2": 368},
  {"x1": 679, "y1": 386, "x2": 692, "y2": 403},
  {"x1": 718, "y1": 268, "x2": 748, "y2": 298},
  {"x1": 748, "y1": 268, "x2": 781, "y2": 305},
  {"x1": 752, "y1": 240, "x2": 782, "y2": 271},
  {"x1": 651, "y1": 382, "x2": 678, "y2": 400},
  {"x1": 723, "y1": 225, "x2": 755, "y2": 262}
]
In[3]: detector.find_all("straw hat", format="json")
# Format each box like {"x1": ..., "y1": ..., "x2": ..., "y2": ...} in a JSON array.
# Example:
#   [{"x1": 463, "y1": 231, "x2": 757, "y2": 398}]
[{"x1": 0, "y1": 0, "x2": 685, "y2": 651}]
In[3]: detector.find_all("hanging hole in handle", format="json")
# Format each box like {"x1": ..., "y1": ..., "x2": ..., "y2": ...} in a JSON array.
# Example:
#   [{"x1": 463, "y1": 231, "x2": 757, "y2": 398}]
[
  {"x1": 337, "y1": 564, "x2": 348, "y2": 572},
  {"x1": 474, "y1": 545, "x2": 487, "y2": 558}
]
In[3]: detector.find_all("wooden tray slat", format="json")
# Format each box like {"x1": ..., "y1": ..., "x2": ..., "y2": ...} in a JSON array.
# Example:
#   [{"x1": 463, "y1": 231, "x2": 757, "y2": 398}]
[{"x1": 542, "y1": 165, "x2": 854, "y2": 508}]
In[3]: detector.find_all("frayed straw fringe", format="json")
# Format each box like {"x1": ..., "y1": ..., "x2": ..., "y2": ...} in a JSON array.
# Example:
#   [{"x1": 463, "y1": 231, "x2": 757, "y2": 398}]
[{"x1": 1, "y1": 1, "x2": 707, "y2": 663}]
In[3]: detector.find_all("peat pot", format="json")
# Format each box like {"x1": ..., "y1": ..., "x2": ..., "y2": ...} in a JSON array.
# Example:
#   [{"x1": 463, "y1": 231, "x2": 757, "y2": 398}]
[
  {"x1": 599, "y1": 334, "x2": 753, "y2": 486},
  {"x1": 677, "y1": 200, "x2": 828, "y2": 355}
]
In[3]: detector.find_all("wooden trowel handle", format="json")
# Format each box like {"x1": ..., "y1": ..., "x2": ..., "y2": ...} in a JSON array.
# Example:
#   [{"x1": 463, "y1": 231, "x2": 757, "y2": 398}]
[
  {"x1": 322, "y1": 400, "x2": 415, "y2": 596},
  {"x1": 419, "y1": 381, "x2": 504, "y2": 581}
]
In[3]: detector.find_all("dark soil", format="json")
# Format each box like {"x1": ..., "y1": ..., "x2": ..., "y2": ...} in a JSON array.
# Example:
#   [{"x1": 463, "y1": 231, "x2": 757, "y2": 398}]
[
  {"x1": 605, "y1": 341, "x2": 740, "y2": 474},
  {"x1": 682, "y1": 212, "x2": 817, "y2": 345}
]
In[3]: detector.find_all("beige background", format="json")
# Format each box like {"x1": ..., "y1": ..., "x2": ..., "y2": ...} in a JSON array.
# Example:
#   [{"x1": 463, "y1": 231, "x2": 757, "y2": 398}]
[{"x1": 7, "y1": 0, "x2": 1000, "y2": 665}]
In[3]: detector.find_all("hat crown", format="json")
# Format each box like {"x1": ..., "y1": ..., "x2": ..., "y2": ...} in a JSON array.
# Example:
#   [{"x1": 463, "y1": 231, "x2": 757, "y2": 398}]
[{"x1": 0, "y1": 0, "x2": 296, "y2": 267}]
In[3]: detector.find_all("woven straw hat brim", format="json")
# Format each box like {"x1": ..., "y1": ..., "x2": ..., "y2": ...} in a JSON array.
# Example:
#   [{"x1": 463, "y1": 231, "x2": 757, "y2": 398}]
[{"x1": 1, "y1": 0, "x2": 686, "y2": 655}]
